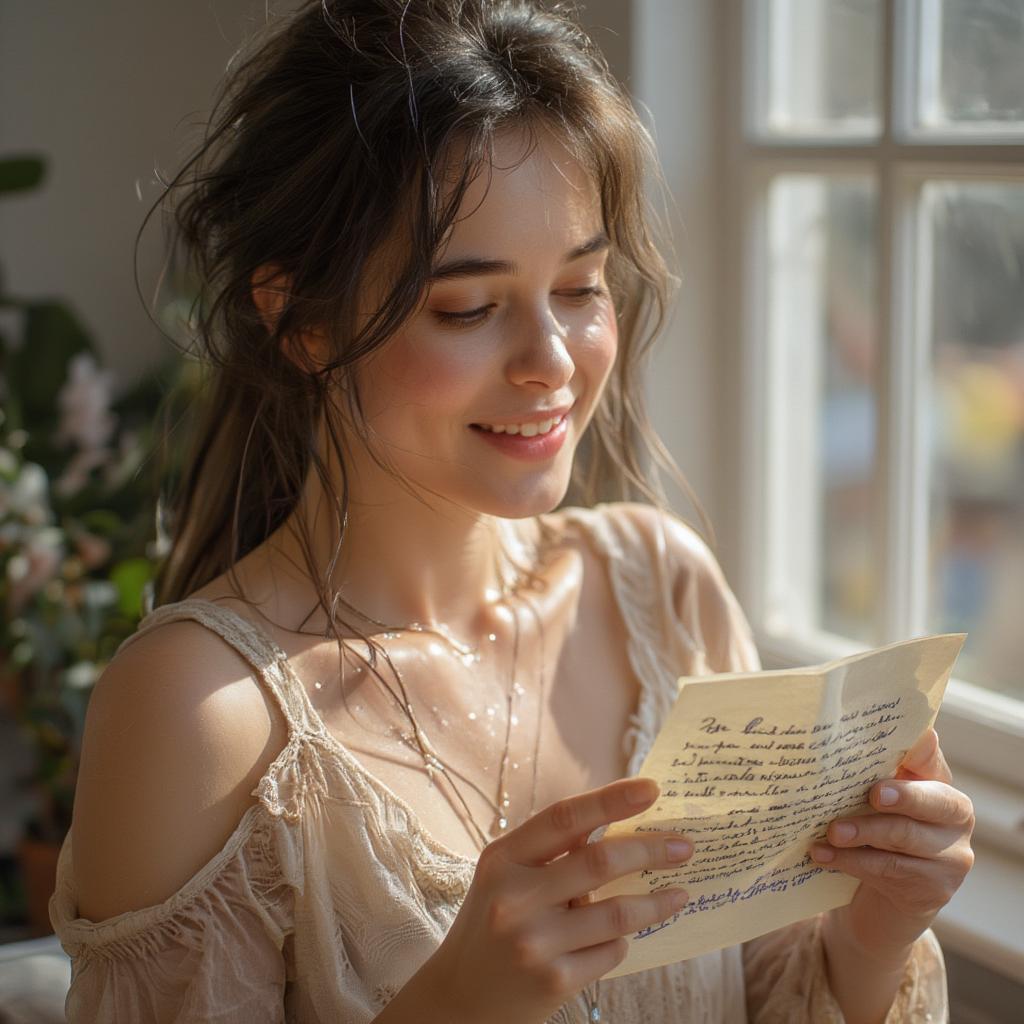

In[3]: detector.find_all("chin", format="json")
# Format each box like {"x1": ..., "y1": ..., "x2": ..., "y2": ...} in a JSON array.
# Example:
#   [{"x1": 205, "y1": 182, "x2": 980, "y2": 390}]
[{"x1": 463, "y1": 474, "x2": 571, "y2": 521}]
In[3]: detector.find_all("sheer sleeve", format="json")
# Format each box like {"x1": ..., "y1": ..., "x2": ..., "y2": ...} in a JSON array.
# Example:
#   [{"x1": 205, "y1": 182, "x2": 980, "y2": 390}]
[
  {"x1": 49, "y1": 807, "x2": 295, "y2": 1024},
  {"x1": 743, "y1": 915, "x2": 949, "y2": 1023}
]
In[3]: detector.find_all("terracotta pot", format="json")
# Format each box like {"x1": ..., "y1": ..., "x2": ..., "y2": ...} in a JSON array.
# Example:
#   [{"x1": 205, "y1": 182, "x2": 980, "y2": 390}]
[
  {"x1": 17, "y1": 834, "x2": 62, "y2": 937},
  {"x1": 0, "y1": 665, "x2": 22, "y2": 716}
]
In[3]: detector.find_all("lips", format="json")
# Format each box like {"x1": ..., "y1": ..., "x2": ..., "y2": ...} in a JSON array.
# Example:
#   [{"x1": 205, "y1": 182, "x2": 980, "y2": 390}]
[
  {"x1": 470, "y1": 412, "x2": 570, "y2": 461},
  {"x1": 470, "y1": 403, "x2": 575, "y2": 434}
]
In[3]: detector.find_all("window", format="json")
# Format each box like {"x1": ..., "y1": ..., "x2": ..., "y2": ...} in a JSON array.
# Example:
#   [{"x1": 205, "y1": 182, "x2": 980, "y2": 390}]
[{"x1": 704, "y1": 0, "x2": 1024, "y2": 977}]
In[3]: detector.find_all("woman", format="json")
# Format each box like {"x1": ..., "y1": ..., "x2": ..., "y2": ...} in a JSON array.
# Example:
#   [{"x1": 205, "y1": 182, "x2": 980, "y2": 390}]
[{"x1": 49, "y1": 2, "x2": 973, "y2": 1021}]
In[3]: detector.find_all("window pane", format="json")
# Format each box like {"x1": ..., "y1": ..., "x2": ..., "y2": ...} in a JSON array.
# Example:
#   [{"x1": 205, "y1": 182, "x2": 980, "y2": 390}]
[
  {"x1": 762, "y1": 0, "x2": 882, "y2": 138},
  {"x1": 917, "y1": 0, "x2": 1024, "y2": 131},
  {"x1": 765, "y1": 176, "x2": 879, "y2": 643},
  {"x1": 926, "y1": 182, "x2": 1024, "y2": 700}
]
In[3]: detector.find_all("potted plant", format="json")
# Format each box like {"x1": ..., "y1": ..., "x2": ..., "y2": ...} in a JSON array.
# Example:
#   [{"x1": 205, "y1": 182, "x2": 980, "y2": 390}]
[{"x1": 0, "y1": 154, "x2": 187, "y2": 934}]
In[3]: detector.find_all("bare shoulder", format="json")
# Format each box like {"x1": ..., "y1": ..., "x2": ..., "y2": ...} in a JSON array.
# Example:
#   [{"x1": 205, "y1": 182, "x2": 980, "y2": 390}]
[{"x1": 72, "y1": 616, "x2": 289, "y2": 923}]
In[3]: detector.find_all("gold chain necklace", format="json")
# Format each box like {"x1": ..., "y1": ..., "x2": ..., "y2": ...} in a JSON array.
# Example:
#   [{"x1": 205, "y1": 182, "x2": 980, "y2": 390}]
[
  {"x1": 339, "y1": 578, "x2": 543, "y2": 849},
  {"x1": 312, "y1": 528, "x2": 598, "y2": 1019}
]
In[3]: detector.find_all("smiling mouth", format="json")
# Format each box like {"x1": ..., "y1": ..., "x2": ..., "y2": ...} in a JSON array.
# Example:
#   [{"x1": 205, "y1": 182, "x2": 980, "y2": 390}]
[{"x1": 470, "y1": 413, "x2": 568, "y2": 437}]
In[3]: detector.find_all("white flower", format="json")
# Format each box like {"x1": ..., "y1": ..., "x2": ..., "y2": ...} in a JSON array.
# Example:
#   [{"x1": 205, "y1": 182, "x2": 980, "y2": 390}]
[
  {"x1": 7, "y1": 526, "x2": 64, "y2": 612},
  {"x1": 55, "y1": 353, "x2": 117, "y2": 452},
  {"x1": 83, "y1": 580, "x2": 118, "y2": 607},
  {"x1": 4, "y1": 462, "x2": 50, "y2": 519},
  {"x1": 54, "y1": 447, "x2": 110, "y2": 499},
  {"x1": 65, "y1": 662, "x2": 99, "y2": 690}
]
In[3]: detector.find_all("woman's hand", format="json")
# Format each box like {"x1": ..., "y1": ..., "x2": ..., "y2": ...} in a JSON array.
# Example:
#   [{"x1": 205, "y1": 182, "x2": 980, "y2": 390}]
[
  {"x1": 413, "y1": 778, "x2": 692, "y2": 1024},
  {"x1": 811, "y1": 727, "x2": 975, "y2": 966}
]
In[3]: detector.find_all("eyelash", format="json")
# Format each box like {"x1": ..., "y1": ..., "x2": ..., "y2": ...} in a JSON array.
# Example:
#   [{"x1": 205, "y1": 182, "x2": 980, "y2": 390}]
[{"x1": 432, "y1": 286, "x2": 609, "y2": 328}]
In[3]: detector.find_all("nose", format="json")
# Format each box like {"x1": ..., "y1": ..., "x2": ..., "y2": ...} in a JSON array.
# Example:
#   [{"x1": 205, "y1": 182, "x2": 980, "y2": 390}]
[{"x1": 505, "y1": 306, "x2": 575, "y2": 390}]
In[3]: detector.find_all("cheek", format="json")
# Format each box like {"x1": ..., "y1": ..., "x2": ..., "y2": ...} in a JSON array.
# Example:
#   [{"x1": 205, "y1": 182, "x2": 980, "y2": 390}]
[
  {"x1": 582, "y1": 304, "x2": 618, "y2": 382},
  {"x1": 355, "y1": 335, "x2": 486, "y2": 422}
]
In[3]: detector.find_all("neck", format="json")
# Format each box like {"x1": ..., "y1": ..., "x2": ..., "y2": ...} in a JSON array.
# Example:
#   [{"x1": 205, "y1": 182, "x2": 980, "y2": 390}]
[{"x1": 263, "y1": 428, "x2": 538, "y2": 642}]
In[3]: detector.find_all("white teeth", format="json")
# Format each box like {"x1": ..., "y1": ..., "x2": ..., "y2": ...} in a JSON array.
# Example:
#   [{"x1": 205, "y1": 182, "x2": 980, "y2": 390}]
[{"x1": 478, "y1": 415, "x2": 563, "y2": 437}]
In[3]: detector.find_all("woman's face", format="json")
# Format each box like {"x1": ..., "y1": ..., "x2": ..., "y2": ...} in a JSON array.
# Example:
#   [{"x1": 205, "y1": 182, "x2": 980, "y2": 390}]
[{"x1": 350, "y1": 127, "x2": 618, "y2": 520}]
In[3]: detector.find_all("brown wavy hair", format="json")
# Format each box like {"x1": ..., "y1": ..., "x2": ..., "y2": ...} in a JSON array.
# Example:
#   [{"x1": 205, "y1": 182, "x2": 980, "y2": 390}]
[{"x1": 145, "y1": 0, "x2": 711, "y2": 626}]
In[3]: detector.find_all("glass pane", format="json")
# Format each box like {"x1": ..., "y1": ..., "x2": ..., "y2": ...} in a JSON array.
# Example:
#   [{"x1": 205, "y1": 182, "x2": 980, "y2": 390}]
[
  {"x1": 917, "y1": 0, "x2": 1024, "y2": 131},
  {"x1": 766, "y1": 176, "x2": 879, "y2": 643},
  {"x1": 763, "y1": 0, "x2": 882, "y2": 137},
  {"x1": 926, "y1": 182, "x2": 1024, "y2": 700}
]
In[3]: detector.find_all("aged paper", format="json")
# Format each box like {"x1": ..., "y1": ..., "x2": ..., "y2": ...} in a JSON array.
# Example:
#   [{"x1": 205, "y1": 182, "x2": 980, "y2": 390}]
[{"x1": 596, "y1": 632, "x2": 967, "y2": 980}]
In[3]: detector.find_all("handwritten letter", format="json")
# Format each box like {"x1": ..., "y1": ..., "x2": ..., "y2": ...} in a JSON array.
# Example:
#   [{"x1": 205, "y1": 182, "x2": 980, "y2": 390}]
[{"x1": 595, "y1": 632, "x2": 966, "y2": 979}]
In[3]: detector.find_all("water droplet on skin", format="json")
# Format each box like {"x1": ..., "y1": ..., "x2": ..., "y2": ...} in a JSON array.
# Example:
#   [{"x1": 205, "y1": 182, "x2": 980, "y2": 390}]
[
  {"x1": 486, "y1": 706, "x2": 496, "y2": 717},
  {"x1": 314, "y1": 680, "x2": 323, "y2": 690},
  {"x1": 512, "y1": 761, "x2": 519, "y2": 770},
  {"x1": 468, "y1": 712, "x2": 477, "y2": 720},
  {"x1": 510, "y1": 715, "x2": 519, "y2": 726},
  {"x1": 440, "y1": 719, "x2": 449, "y2": 727},
  {"x1": 498, "y1": 816, "x2": 508, "y2": 829},
  {"x1": 513, "y1": 683, "x2": 525, "y2": 696},
  {"x1": 487, "y1": 633, "x2": 497, "y2": 642}
]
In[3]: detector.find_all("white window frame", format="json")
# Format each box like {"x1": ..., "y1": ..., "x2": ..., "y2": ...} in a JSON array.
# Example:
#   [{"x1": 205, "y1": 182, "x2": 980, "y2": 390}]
[{"x1": 634, "y1": 0, "x2": 1024, "y2": 981}]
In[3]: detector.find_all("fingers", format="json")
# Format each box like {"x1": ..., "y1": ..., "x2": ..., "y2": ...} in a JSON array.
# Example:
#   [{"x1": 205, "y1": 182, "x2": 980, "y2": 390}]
[
  {"x1": 808, "y1": 843, "x2": 973, "y2": 914},
  {"x1": 866, "y1": 779, "x2": 974, "y2": 827},
  {"x1": 545, "y1": 832, "x2": 693, "y2": 905},
  {"x1": 552, "y1": 888, "x2": 689, "y2": 956},
  {"x1": 497, "y1": 778, "x2": 660, "y2": 865},
  {"x1": 822, "y1": 813, "x2": 964, "y2": 859}
]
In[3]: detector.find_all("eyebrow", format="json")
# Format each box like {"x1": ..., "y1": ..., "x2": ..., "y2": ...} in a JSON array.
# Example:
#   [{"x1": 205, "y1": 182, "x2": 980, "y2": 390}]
[{"x1": 427, "y1": 231, "x2": 610, "y2": 282}]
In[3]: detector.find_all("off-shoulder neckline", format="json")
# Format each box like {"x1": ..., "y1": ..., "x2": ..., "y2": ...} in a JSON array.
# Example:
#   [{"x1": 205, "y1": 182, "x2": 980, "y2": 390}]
[{"x1": 163, "y1": 505, "x2": 645, "y2": 867}]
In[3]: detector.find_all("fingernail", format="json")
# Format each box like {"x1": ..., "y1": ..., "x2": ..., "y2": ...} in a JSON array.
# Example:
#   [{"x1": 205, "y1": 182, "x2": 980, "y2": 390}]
[
  {"x1": 811, "y1": 844, "x2": 835, "y2": 863},
  {"x1": 832, "y1": 821, "x2": 857, "y2": 843},
  {"x1": 666, "y1": 839, "x2": 692, "y2": 862},
  {"x1": 627, "y1": 780, "x2": 659, "y2": 805},
  {"x1": 879, "y1": 785, "x2": 899, "y2": 806},
  {"x1": 669, "y1": 888, "x2": 688, "y2": 910}
]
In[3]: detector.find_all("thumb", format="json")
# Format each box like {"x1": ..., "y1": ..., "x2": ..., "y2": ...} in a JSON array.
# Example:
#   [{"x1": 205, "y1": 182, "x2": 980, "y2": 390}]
[{"x1": 897, "y1": 727, "x2": 951, "y2": 783}]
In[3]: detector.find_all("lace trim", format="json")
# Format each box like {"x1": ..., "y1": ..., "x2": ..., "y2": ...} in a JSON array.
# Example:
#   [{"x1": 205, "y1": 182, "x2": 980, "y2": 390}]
[
  {"x1": 51, "y1": 804, "x2": 300, "y2": 961},
  {"x1": 130, "y1": 505, "x2": 684, "y2": 901}
]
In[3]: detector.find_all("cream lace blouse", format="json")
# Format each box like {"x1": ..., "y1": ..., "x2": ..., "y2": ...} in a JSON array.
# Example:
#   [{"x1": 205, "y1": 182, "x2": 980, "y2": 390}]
[{"x1": 49, "y1": 503, "x2": 949, "y2": 1022}]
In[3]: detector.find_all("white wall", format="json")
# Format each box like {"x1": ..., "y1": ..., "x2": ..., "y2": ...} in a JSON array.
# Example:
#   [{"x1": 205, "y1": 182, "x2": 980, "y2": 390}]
[
  {"x1": 0, "y1": 1, "x2": 298, "y2": 388},
  {"x1": 631, "y1": 1, "x2": 725, "y2": 543}
]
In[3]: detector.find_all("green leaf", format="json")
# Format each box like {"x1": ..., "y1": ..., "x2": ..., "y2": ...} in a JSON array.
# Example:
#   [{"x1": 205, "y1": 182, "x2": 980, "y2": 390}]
[
  {"x1": 9, "y1": 302, "x2": 96, "y2": 426},
  {"x1": 80, "y1": 509, "x2": 123, "y2": 537},
  {"x1": 0, "y1": 157, "x2": 45, "y2": 195},
  {"x1": 110, "y1": 558, "x2": 152, "y2": 618}
]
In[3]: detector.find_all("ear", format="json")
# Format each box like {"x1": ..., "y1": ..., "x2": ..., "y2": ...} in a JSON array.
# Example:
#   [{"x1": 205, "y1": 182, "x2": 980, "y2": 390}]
[{"x1": 251, "y1": 265, "x2": 330, "y2": 372}]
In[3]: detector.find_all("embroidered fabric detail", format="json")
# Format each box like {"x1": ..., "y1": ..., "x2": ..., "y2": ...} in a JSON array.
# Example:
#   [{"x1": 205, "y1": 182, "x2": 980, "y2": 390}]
[{"x1": 49, "y1": 504, "x2": 950, "y2": 1023}]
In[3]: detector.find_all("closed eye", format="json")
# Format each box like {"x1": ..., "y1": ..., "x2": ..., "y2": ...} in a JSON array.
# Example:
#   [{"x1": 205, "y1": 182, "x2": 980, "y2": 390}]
[{"x1": 432, "y1": 286, "x2": 609, "y2": 329}]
